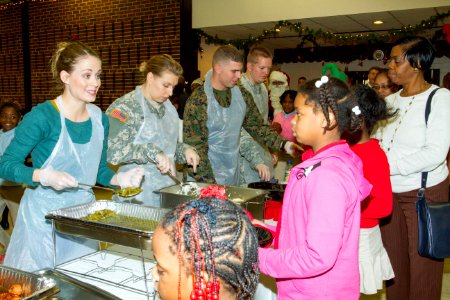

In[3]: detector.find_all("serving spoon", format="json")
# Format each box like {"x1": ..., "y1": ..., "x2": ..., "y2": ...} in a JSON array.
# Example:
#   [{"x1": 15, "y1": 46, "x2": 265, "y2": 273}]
[{"x1": 78, "y1": 183, "x2": 143, "y2": 198}]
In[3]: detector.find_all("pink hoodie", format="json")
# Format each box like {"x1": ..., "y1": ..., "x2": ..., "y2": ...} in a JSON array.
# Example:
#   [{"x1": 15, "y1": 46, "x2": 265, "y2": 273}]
[{"x1": 259, "y1": 142, "x2": 372, "y2": 299}]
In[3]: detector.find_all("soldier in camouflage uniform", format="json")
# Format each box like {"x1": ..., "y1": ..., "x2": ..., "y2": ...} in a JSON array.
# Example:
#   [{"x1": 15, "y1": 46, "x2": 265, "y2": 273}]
[
  {"x1": 183, "y1": 45, "x2": 300, "y2": 185},
  {"x1": 107, "y1": 54, "x2": 199, "y2": 206},
  {"x1": 238, "y1": 46, "x2": 277, "y2": 185}
]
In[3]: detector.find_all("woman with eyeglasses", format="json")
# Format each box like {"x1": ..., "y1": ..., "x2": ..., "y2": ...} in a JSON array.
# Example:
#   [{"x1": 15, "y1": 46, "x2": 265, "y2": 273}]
[
  {"x1": 373, "y1": 36, "x2": 450, "y2": 300},
  {"x1": 373, "y1": 69, "x2": 399, "y2": 98}
]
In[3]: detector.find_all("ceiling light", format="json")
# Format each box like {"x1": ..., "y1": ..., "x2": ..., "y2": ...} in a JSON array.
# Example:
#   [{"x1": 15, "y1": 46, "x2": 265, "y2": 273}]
[{"x1": 373, "y1": 20, "x2": 384, "y2": 25}]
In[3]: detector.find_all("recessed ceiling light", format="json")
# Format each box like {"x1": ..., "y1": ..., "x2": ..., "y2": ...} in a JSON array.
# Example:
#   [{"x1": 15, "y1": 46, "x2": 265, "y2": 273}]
[{"x1": 373, "y1": 20, "x2": 384, "y2": 25}]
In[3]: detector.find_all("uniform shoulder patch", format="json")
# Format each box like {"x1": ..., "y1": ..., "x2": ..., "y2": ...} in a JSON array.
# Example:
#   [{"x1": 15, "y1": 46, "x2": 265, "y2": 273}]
[{"x1": 110, "y1": 108, "x2": 128, "y2": 123}]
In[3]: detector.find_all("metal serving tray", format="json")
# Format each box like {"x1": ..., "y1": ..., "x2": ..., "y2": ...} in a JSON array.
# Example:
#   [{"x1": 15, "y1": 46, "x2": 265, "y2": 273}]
[
  {"x1": 0, "y1": 265, "x2": 57, "y2": 299},
  {"x1": 37, "y1": 269, "x2": 122, "y2": 300},
  {"x1": 156, "y1": 183, "x2": 268, "y2": 219},
  {"x1": 45, "y1": 201, "x2": 169, "y2": 250}
]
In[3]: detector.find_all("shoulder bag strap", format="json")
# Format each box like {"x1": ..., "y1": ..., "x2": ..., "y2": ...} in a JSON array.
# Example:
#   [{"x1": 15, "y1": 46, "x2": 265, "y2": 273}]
[{"x1": 420, "y1": 87, "x2": 441, "y2": 191}]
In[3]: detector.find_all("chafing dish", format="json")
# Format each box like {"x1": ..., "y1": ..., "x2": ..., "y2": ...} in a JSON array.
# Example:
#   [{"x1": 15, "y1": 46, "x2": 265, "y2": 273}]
[
  {"x1": 155, "y1": 183, "x2": 268, "y2": 219},
  {"x1": 0, "y1": 265, "x2": 57, "y2": 299},
  {"x1": 45, "y1": 201, "x2": 169, "y2": 250}
]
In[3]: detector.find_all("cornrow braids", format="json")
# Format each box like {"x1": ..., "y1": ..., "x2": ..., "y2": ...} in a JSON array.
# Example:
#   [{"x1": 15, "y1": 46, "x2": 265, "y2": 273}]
[
  {"x1": 300, "y1": 77, "x2": 362, "y2": 134},
  {"x1": 160, "y1": 196, "x2": 259, "y2": 300}
]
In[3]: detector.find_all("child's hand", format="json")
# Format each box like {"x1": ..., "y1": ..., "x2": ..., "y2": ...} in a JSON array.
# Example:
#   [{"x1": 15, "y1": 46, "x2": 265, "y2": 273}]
[{"x1": 272, "y1": 122, "x2": 282, "y2": 134}]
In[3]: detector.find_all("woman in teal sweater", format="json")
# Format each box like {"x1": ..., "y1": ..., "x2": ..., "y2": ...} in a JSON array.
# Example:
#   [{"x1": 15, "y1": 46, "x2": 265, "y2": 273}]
[{"x1": 0, "y1": 41, "x2": 143, "y2": 272}]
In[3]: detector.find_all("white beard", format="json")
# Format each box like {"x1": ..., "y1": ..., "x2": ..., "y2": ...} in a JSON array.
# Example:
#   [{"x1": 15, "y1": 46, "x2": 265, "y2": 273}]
[{"x1": 269, "y1": 85, "x2": 288, "y2": 116}]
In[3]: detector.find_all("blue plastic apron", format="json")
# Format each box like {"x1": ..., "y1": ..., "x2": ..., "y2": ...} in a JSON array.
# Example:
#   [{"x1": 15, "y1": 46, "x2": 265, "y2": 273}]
[
  {"x1": 117, "y1": 86, "x2": 179, "y2": 207},
  {"x1": 4, "y1": 97, "x2": 103, "y2": 272},
  {"x1": 0, "y1": 129, "x2": 16, "y2": 186},
  {"x1": 204, "y1": 70, "x2": 246, "y2": 186}
]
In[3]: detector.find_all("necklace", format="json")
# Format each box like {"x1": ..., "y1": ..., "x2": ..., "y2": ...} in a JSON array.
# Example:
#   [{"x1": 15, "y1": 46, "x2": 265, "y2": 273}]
[{"x1": 380, "y1": 95, "x2": 415, "y2": 152}]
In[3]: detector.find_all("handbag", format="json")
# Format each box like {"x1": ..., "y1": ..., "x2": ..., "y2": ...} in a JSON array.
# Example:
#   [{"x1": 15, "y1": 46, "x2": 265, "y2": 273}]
[{"x1": 416, "y1": 88, "x2": 450, "y2": 259}]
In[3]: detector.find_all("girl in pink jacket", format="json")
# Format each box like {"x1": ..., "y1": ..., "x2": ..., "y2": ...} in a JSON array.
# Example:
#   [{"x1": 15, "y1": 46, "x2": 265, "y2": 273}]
[{"x1": 258, "y1": 76, "x2": 372, "y2": 299}]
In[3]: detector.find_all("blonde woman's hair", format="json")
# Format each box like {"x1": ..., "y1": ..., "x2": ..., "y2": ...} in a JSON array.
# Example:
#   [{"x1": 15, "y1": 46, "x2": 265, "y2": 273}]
[
  {"x1": 50, "y1": 41, "x2": 100, "y2": 91},
  {"x1": 139, "y1": 54, "x2": 183, "y2": 83}
]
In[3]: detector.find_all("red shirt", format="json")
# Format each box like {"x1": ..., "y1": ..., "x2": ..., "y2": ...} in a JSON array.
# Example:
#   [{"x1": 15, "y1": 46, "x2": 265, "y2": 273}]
[{"x1": 350, "y1": 139, "x2": 393, "y2": 228}]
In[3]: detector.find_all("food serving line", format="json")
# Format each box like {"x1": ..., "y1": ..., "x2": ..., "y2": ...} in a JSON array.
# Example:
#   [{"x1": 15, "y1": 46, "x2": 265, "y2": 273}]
[{"x1": 0, "y1": 182, "x2": 282, "y2": 299}]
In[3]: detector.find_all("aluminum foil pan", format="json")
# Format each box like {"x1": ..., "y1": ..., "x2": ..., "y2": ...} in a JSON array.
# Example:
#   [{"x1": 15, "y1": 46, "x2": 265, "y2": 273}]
[
  {"x1": 0, "y1": 265, "x2": 57, "y2": 299},
  {"x1": 45, "y1": 201, "x2": 169, "y2": 250},
  {"x1": 156, "y1": 183, "x2": 268, "y2": 219}
]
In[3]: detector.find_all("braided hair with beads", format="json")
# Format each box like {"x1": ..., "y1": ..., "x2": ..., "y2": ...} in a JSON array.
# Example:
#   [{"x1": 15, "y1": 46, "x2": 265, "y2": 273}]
[
  {"x1": 299, "y1": 76, "x2": 362, "y2": 134},
  {"x1": 159, "y1": 194, "x2": 259, "y2": 300}
]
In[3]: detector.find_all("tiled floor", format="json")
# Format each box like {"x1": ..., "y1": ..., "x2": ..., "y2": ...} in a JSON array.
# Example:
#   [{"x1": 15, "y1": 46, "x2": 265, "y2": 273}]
[{"x1": 361, "y1": 259, "x2": 450, "y2": 300}]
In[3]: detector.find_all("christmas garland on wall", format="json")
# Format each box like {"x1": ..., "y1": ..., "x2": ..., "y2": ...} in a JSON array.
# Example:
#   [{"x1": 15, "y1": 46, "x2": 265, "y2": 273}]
[
  {"x1": 194, "y1": 9, "x2": 450, "y2": 49},
  {"x1": 0, "y1": 0, "x2": 57, "y2": 11}
]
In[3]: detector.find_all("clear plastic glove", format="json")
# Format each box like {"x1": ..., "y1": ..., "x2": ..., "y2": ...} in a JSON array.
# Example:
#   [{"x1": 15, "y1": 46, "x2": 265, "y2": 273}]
[
  {"x1": 256, "y1": 164, "x2": 271, "y2": 181},
  {"x1": 155, "y1": 153, "x2": 175, "y2": 176},
  {"x1": 39, "y1": 167, "x2": 78, "y2": 191},
  {"x1": 184, "y1": 148, "x2": 200, "y2": 173},
  {"x1": 116, "y1": 167, "x2": 144, "y2": 188},
  {"x1": 284, "y1": 141, "x2": 303, "y2": 157}
]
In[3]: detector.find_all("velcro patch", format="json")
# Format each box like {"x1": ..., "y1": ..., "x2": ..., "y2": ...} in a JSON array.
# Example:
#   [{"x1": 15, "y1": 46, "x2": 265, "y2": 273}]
[{"x1": 110, "y1": 109, "x2": 128, "y2": 123}]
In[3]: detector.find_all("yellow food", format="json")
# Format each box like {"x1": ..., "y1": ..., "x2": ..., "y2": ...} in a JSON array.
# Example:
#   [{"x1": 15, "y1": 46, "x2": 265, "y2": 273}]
[
  {"x1": 82, "y1": 210, "x2": 159, "y2": 231},
  {"x1": 83, "y1": 209, "x2": 118, "y2": 221},
  {"x1": 116, "y1": 187, "x2": 143, "y2": 197}
]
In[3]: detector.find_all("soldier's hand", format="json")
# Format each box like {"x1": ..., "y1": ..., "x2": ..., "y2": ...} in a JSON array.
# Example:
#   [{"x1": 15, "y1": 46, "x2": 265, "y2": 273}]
[
  {"x1": 155, "y1": 153, "x2": 172, "y2": 174},
  {"x1": 284, "y1": 141, "x2": 302, "y2": 157},
  {"x1": 256, "y1": 164, "x2": 270, "y2": 181},
  {"x1": 184, "y1": 148, "x2": 199, "y2": 173}
]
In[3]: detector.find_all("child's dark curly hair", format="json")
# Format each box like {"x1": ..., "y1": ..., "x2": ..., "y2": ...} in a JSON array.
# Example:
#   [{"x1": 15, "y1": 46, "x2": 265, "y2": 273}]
[
  {"x1": 299, "y1": 77, "x2": 362, "y2": 134},
  {"x1": 159, "y1": 196, "x2": 259, "y2": 300},
  {"x1": 350, "y1": 84, "x2": 397, "y2": 134},
  {"x1": 279, "y1": 90, "x2": 297, "y2": 104},
  {"x1": 0, "y1": 102, "x2": 22, "y2": 117}
]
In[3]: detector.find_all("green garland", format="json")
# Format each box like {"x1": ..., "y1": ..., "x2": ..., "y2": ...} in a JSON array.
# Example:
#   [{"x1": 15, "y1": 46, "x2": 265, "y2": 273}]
[{"x1": 194, "y1": 9, "x2": 450, "y2": 49}]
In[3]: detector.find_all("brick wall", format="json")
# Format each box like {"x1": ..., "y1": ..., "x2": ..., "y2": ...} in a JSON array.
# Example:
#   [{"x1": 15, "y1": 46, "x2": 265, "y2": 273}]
[{"x1": 0, "y1": 0, "x2": 181, "y2": 111}]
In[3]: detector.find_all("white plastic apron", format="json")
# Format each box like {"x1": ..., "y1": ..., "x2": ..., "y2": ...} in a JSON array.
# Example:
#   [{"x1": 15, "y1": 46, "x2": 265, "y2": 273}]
[
  {"x1": 239, "y1": 76, "x2": 274, "y2": 184},
  {"x1": 117, "y1": 86, "x2": 178, "y2": 207},
  {"x1": 205, "y1": 70, "x2": 246, "y2": 186},
  {"x1": 4, "y1": 97, "x2": 103, "y2": 272}
]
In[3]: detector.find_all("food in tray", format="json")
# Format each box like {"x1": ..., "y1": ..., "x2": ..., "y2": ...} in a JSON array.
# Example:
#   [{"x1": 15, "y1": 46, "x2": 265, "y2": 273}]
[
  {"x1": 0, "y1": 283, "x2": 23, "y2": 300},
  {"x1": 115, "y1": 186, "x2": 143, "y2": 197},
  {"x1": 82, "y1": 209, "x2": 159, "y2": 231},
  {"x1": 178, "y1": 182, "x2": 201, "y2": 196},
  {"x1": 82, "y1": 209, "x2": 118, "y2": 221}
]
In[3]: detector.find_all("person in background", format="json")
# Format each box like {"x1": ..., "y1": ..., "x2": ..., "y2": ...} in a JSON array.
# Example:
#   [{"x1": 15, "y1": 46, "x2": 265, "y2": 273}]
[
  {"x1": 0, "y1": 41, "x2": 144, "y2": 272},
  {"x1": 256, "y1": 76, "x2": 371, "y2": 299},
  {"x1": 107, "y1": 54, "x2": 199, "y2": 207},
  {"x1": 271, "y1": 90, "x2": 297, "y2": 142},
  {"x1": 346, "y1": 85, "x2": 395, "y2": 295},
  {"x1": 190, "y1": 78, "x2": 203, "y2": 94},
  {"x1": 268, "y1": 71, "x2": 289, "y2": 120},
  {"x1": 373, "y1": 35, "x2": 450, "y2": 300},
  {"x1": 373, "y1": 70, "x2": 399, "y2": 99},
  {"x1": 0, "y1": 102, "x2": 22, "y2": 252},
  {"x1": 366, "y1": 66, "x2": 380, "y2": 88},
  {"x1": 152, "y1": 189, "x2": 259, "y2": 300},
  {"x1": 297, "y1": 76, "x2": 306, "y2": 89},
  {"x1": 170, "y1": 75, "x2": 188, "y2": 119},
  {"x1": 183, "y1": 45, "x2": 300, "y2": 185},
  {"x1": 239, "y1": 46, "x2": 275, "y2": 184}
]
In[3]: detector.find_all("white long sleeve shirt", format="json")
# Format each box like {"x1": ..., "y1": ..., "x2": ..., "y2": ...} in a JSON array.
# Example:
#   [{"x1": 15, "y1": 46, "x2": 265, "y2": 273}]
[{"x1": 373, "y1": 85, "x2": 450, "y2": 193}]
